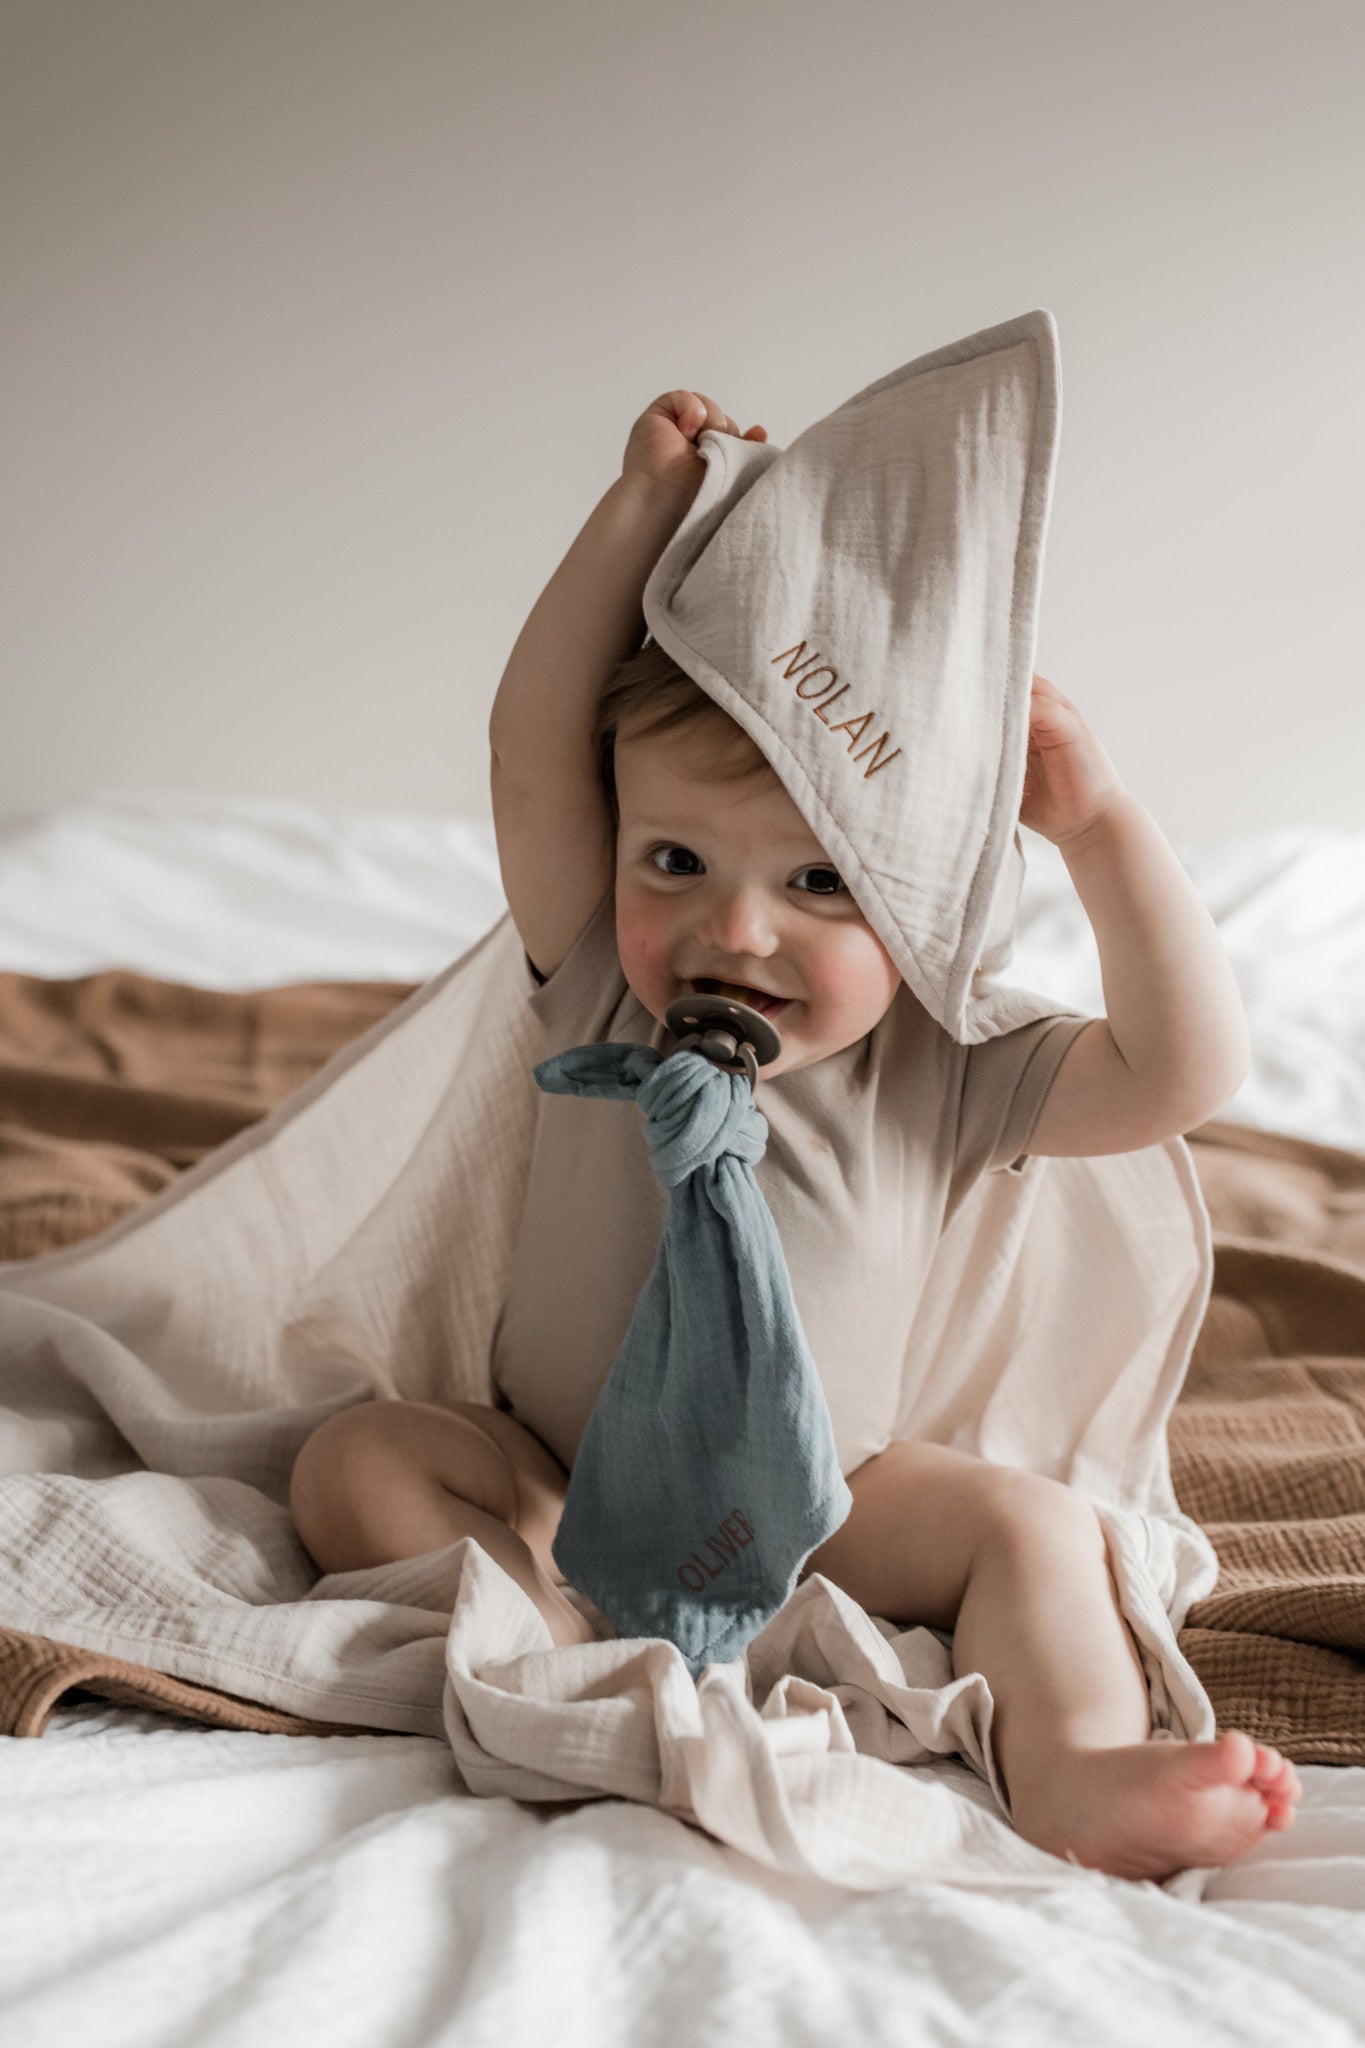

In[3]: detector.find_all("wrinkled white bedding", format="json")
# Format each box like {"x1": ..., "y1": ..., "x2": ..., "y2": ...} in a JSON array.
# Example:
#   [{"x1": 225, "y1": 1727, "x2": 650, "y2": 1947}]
[
  {"x1": 3, "y1": 1702, "x2": 1365, "y2": 2048},
  {"x1": 2, "y1": 790, "x2": 1365, "y2": 2046}
]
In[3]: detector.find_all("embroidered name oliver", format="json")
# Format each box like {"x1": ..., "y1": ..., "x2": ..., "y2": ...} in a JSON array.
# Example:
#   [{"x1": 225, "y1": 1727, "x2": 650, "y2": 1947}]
[
  {"x1": 676, "y1": 1508, "x2": 756, "y2": 1592},
  {"x1": 771, "y1": 642, "x2": 903, "y2": 780}
]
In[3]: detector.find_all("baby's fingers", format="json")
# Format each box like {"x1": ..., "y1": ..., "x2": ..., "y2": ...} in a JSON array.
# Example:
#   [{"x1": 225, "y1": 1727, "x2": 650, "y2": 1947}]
[
  {"x1": 658, "y1": 390, "x2": 723, "y2": 436},
  {"x1": 667, "y1": 391, "x2": 764, "y2": 441},
  {"x1": 689, "y1": 393, "x2": 735, "y2": 433},
  {"x1": 707, "y1": 408, "x2": 768, "y2": 441}
]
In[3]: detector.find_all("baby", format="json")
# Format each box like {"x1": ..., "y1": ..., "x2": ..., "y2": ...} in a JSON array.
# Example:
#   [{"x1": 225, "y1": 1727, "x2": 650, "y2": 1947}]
[{"x1": 290, "y1": 389, "x2": 1303, "y2": 1881}]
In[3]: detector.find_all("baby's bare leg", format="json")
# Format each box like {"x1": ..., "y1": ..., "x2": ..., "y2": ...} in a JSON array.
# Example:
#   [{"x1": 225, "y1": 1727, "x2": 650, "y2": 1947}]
[
  {"x1": 289, "y1": 1399, "x2": 597, "y2": 1647},
  {"x1": 800, "y1": 1442, "x2": 1301, "y2": 1880}
]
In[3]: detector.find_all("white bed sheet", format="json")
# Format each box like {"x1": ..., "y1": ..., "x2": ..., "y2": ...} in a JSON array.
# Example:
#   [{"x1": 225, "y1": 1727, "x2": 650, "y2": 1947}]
[
  {"x1": 2, "y1": 790, "x2": 1364, "y2": 2046},
  {"x1": 2, "y1": 1703, "x2": 1364, "y2": 2048}
]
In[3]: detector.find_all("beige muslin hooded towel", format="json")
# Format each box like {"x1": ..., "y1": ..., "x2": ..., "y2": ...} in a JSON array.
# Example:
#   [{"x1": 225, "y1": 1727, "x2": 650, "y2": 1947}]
[
  {"x1": 0, "y1": 307, "x2": 1222, "y2": 1898},
  {"x1": 642, "y1": 306, "x2": 1061, "y2": 1042}
]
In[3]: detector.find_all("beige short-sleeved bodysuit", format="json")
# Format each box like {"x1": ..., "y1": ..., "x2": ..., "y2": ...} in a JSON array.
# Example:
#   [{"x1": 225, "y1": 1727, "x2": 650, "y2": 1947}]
[{"x1": 490, "y1": 885, "x2": 1092, "y2": 1480}]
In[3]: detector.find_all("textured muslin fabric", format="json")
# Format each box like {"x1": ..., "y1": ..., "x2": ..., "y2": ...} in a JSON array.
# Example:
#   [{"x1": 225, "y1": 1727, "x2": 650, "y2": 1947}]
[
  {"x1": 642, "y1": 305, "x2": 1068, "y2": 1045},
  {"x1": 0, "y1": 306, "x2": 1226, "y2": 1896},
  {"x1": 533, "y1": 1042, "x2": 852, "y2": 1673}
]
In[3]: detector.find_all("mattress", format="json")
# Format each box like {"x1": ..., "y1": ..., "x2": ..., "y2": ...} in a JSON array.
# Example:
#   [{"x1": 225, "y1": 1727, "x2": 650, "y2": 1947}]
[{"x1": 2, "y1": 789, "x2": 1364, "y2": 2047}]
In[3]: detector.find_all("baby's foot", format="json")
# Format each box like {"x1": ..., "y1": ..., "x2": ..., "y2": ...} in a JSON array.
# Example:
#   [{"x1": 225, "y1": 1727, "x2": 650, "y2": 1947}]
[{"x1": 1008, "y1": 1730, "x2": 1303, "y2": 1882}]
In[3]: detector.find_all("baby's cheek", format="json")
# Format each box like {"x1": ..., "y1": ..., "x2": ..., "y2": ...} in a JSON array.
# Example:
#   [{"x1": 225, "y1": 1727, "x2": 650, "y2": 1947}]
[
  {"x1": 614, "y1": 902, "x2": 671, "y2": 999},
  {"x1": 810, "y1": 928, "x2": 899, "y2": 1031}
]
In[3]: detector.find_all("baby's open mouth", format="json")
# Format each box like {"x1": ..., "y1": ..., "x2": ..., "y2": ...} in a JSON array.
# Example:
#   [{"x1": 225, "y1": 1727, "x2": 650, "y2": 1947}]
[{"x1": 689, "y1": 978, "x2": 791, "y2": 1019}]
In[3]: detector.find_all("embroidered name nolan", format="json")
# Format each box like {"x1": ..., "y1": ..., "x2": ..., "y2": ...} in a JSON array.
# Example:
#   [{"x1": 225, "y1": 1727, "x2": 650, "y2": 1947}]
[
  {"x1": 770, "y1": 642, "x2": 903, "y2": 780},
  {"x1": 677, "y1": 1507, "x2": 756, "y2": 1592}
]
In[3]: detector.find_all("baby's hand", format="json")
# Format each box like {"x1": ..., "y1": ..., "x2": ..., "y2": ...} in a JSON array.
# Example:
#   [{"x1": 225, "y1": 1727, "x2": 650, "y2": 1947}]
[
  {"x1": 1019, "y1": 672, "x2": 1126, "y2": 847},
  {"x1": 622, "y1": 391, "x2": 767, "y2": 504}
]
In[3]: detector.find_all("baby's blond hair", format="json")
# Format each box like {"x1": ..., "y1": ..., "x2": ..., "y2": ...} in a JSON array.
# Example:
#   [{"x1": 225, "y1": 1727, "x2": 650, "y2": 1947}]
[{"x1": 593, "y1": 639, "x2": 776, "y2": 828}]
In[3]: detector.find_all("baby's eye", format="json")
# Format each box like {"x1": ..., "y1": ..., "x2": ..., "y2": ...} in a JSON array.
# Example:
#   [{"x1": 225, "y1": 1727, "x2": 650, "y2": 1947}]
[
  {"x1": 793, "y1": 865, "x2": 846, "y2": 896},
  {"x1": 650, "y1": 845, "x2": 703, "y2": 877}
]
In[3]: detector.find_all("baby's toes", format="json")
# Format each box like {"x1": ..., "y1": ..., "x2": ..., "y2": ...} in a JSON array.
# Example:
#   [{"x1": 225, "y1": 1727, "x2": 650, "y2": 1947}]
[
  {"x1": 1258, "y1": 1753, "x2": 1304, "y2": 1831},
  {"x1": 1250, "y1": 1742, "x2": 1290, "y2": 1793},
  {"x1": 1270, "y1": 1761, "x2": 1304, "y2": 1820},
  {"x1": 1196, "y1": 1728, "x2": 1257, "y2": 1786}
]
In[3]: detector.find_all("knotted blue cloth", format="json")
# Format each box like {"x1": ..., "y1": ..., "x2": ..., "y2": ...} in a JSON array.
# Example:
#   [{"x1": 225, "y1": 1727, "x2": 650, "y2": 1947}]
[{"x1": 532, "y1": 1041, "x2": 853, "y2": 1676}]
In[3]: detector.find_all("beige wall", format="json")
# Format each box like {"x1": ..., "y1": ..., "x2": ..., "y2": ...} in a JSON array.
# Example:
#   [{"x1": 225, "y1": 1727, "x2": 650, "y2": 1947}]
[{"x1": 2, "y1": 0, "x2": 1361, "y2": 842}]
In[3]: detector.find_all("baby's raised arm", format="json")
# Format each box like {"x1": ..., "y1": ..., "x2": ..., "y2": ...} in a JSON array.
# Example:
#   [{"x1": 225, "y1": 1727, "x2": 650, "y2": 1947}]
[{"x1": 488, "y1": 392, "x2": 766, "y2": 981}]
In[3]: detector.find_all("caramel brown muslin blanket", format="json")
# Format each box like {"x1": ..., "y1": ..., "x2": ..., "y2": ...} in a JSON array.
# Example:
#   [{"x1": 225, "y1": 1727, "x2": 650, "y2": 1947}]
[{"x1": 0, "y1": 965, "x2": 1362, "y2": 1763}]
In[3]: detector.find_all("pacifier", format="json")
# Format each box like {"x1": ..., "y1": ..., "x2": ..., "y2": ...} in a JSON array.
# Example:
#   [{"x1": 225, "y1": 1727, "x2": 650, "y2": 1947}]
[{"x1": 663, "y1": 988, "x2": 783, "y2": 1090}]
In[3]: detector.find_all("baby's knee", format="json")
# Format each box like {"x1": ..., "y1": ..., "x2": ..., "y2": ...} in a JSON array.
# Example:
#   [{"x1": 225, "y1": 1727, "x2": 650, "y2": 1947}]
[
  {"x1": 291, "y1": 1401, "x2": 446, "y2": 1558},
  {"x1": 289, "y1": 1398, "x2": 520, "y2": 1560},
  {"x1": 289, "y1": 1402, "x2": 381, "y2": 1559},
  {"x1": 979, "y1": 1464, "x2": 1107, "y2": 1561}
]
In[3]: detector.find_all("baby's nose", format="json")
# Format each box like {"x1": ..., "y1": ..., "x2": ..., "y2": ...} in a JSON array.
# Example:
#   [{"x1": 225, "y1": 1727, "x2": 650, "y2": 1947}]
[{"x1": 698, "y1": 886, "x2": 779, "y2": 958}]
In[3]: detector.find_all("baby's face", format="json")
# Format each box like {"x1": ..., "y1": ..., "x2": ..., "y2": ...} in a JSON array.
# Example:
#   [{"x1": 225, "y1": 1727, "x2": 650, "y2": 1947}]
[{"x1": 612, "y1": 730, "x2": 901, "y2": 1081}]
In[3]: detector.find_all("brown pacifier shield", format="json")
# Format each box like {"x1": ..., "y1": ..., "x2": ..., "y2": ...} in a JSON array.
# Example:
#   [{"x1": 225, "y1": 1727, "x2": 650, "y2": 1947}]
[{"x1": 663, "y1": 994, "x2": 782, "y2": 1087}]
